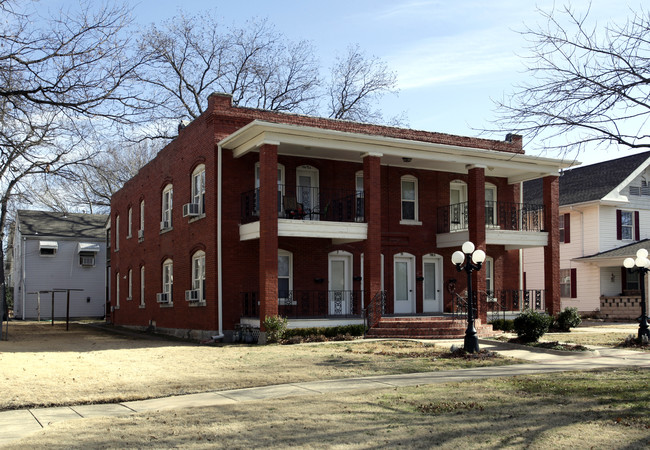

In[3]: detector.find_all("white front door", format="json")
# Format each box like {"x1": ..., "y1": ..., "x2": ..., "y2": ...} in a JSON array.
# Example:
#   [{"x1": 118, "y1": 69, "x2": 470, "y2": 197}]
[
  {"x1": 394, "y1": 255, "x2": 415, "y2": 314},
  {"x1": 423, "y1": 255, "x2": 443, "y2": 313},
  {"x1": 329, "y1": 253, "x2": 352, "y2": 315},
  {"x1": 296, "y1": 166, "x2": 319, "y2": 220}
]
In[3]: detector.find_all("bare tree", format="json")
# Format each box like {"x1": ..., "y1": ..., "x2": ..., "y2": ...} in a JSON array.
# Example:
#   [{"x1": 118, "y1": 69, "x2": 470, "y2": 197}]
[
  {"x1": 494, "y1": 5, "x2": 650, "y2": 155},
  {"x1": 28, "y1": 142, "x2": 159, "y2": 214},
  {"x1": 137, "y1": 12, "x2": 321, "y2": 136},
  {"x1": 327, "y1": 44, "x2": 399, "y2": 123},
  {"x1": 0, "y1": 0, "x2": 144, "y2": 296}
]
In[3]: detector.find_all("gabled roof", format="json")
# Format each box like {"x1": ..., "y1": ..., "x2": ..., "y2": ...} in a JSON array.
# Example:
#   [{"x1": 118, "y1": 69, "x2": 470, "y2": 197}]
[
  {"x1": 17, "y1": 210, "x2": 108, "y2": 240},
  {"x1": 524, "y1": 150, "x2": 650, "y2": 206}
]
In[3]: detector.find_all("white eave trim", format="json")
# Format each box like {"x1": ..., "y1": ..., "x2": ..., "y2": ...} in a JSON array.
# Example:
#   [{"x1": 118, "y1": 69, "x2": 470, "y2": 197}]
[{"x1": 219, "y1": 120, "x2": 575, "y2": 181}]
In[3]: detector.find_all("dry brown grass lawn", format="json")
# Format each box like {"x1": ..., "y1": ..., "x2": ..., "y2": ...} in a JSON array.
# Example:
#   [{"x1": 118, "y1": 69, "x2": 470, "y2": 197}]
[
  {"x1": 5, "y1": 368, "x2": 650, "y2": 449},
  {"x1": 0, "y1": 321, "x2": 517, "y2": 411}
]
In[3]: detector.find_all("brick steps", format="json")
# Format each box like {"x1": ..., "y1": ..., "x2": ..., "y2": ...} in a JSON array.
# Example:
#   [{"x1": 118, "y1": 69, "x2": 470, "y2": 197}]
[{"x1": 366, "y1": 316, "x2": 500, "y2": 339}]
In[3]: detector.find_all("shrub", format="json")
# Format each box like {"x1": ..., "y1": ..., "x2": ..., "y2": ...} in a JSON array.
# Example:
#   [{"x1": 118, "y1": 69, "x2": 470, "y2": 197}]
[
  {"x1": 283, "y1": 325, "x2": 365, "y2": 340},
  {"x1": 513, "y1": 309, "x2": 553, "y2": 343},
  {"x1": 489, "y1": 318, "x2": 514, "y2": 332},
  {"x1": 262, "y1": 315, "x2": 288, "y2": 344},
  {"x1": 553, "y1": 307, "x2": 582, "y2": 332}
]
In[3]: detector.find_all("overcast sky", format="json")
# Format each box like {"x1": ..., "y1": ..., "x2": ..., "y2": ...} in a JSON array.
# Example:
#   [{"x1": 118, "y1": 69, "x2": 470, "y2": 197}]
[{"x1": 128, "y1": 0, "x2": 645, "y2": 166}]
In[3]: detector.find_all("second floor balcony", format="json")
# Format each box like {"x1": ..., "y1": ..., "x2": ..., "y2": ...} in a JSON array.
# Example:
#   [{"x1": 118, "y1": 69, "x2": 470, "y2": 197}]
[
  {"x1": 437, "y1": 201, "x2": 547, "y2": 249},
  {"x1": 239, "y1": 185, "x2": 367, "y2": 242}
]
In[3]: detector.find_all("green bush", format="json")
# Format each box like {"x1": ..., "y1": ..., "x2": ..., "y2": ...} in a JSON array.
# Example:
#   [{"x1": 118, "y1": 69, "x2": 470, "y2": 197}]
[
  {"x1": 283, "y1": 324, "x2": 365, "y2": 339},
  {"x1": 262, "y1": 315, "x2": 288, "y2": 343},
  {"x1": 490, "y1": 318, "x2": 514, "y2": 332},
  {"x1": 513, "y1": 309, "x2": 553, "y2": 342},
  {"x1": 553, "y1": 307, "x2": 582, "y2": 332}
]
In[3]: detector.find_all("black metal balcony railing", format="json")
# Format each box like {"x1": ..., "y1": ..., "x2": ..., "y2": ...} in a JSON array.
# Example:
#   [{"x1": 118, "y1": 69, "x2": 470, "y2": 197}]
[
  {"x1": 437, "y1": 201, "x2": 545, "y2": 233},
  {"x1": 241, "y1": 290, "x2": 363, "y2": 319},
  {"x1": 452, "y1": 289, "x2": 545, "y2": 321},
  {"x1": 241, "y1": 185, "x2": 364, "y2": 224}
]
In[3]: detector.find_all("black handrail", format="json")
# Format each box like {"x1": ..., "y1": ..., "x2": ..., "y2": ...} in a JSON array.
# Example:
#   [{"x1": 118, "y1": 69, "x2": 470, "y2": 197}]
[{"x1": 437, "y1": 201, "x2": 545, "y2": 233}]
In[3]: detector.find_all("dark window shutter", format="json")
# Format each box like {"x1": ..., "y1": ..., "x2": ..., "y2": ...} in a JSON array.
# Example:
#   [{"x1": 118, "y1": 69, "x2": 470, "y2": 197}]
[
  {"x1": 616, "y1": 210, "x2": 622, "y2": 240},
  {"x1": 570, "y1": 268, "x2": 577, "y2": 298},
  {"x1": 564, "y1": 213, "x2": 571, "y2": 243},
  {"x1": 635, "y1": 211, "x2": 640, "y2": 240}
]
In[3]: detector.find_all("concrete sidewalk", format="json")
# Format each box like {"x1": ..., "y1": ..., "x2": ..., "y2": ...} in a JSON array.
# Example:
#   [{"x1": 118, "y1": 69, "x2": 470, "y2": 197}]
[{"x1": 1, "y1": 340, "x2": 649, "y2": 446}]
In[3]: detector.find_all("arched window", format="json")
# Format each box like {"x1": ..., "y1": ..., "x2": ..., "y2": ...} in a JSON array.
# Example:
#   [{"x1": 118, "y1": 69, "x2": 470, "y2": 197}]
[
  {"x1": 162, "y1": 259, "x2": 173, "y2": 303},
  {"x1": 400, "y1": 175, "x2": 419, "y2": 222},
  {"x1": 192, "y1": 164, "x2": 206, "y2": 215},
  {"x1": 161, "y1": 184, "x2": 173, "y2": 230},
  {"x1": 192, "y1": 250, "x2": 206, "y2": 302}
]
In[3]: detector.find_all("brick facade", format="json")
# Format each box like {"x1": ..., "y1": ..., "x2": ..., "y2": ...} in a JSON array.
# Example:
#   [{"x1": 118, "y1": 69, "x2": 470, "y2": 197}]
[{"x1": 109, "y1": 93, "x2": 562, "y2": 336}]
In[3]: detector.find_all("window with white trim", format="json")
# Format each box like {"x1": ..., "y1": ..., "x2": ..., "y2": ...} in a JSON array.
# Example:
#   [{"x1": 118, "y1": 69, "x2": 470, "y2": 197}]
[
  {"x1": 162, "y1": 259, "x2": 173, "y2": 303},
  {"x1": 355, "y1": 171, "x2": 364, "y2": 221},
  {"x1": 140, "y1": 266, "x2": 145, "y2": 307},
  {"x1": 192, "y1": 250, "x2": 206, "y2": 302},
  {"x1": 115, "y1": 272, "x2": 120, "y2": 308},
  {"x1": 485, "y1": 256, "x2": 494, "y2": 294},
  {"x1": 255, "y1": 163, "x2": 285, "y2": 215},
  {"x1": 485, "y1": 183, "x2": 497, "y2": 227},
  {"x1": 400, "y1": 175, "x2": 418, "y2": 222},
  {"x1": 115, "y1": 215, "x2": 120, "y2": 250},
  {"x1": 161, "y1": 184, "x2": 173, "y2": 229},
  {"x1": 127, "y1": 269, "x2": 133, "y2": 300},
  {"x1": 621, "y1": 211, "x2": 634, "y2": 240},
  {"x1": 127, "y1": 207, "x2": 132, "y2": 238},
  {"x1": 278, "y1": 250, "x2": 293, "y2": 304},
  {"x1": 139, "y1": 199, "x2": 145, "y2": 240},
  {"x1": 192, "y1": 165, "x2": 206, "y2": 215}
]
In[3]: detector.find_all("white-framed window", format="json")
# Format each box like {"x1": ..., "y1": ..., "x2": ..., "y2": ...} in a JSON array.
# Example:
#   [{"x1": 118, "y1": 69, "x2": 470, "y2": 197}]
[
  {"x1": 139, "y1": 199, "x2": 145, "y2": 240},
  {"x1": 161, "y1": 184, "x2": 173, "y2": 230},
  {"x1": 140, "y1": 266, "x2": 145, "y2": 307},
  {"x1": 115, "y1": 215, "x2": 120, "y2": 250},
  {"x1": 79, "y1": 251, "x2": 95, "y2": 267},
  {"x1": 162, "y1": 259, "x2": 173, "y2": 303},
  {"x1": 192, "y1": 250, "x2": 206, "y2": 302},
  {"x1": 127, "y1": 269, "x2": 133, "y2": 300},
  {"x1": 278, "y1": 249, "x2": 293, "y2": 303},
  {"x1": 621, "y1": 211, "x2": 634, "y2": 240},
  {"x1": 39, "y1": 241, "x2": 58, "y2": 257},
  {"x1": 255, "y1": 162, "x2": 285, "y2": 215},
  {"x1": 192, "y1": 165, "x2": 206, "y2": 215},
  {"x1": 484, "y1": 256, "x2": 494, "y2": 294},
  {"x1": 560, "y1": 268, "x2": 576, "y2": 298},
  {"x1": 355, "y1": 170, "x2": 364, "y2": 221},
  {"x1": 400, "y1": 175, "x2": 418, "y2": 222},
  {"x1": 127, "y1": 207, "x2": 132, "y2": 239},
  {"x1": 485, "y1": 183, "x2": 497, "y2": 227},
  {"x1": 115, "y1": 272, "x2": 120, "y2": 308}
]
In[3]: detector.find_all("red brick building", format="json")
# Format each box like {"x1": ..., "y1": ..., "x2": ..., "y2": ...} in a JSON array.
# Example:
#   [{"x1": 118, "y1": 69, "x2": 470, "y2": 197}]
[{"x1": 109, "y1": 93, "x2": 571, "y2": 340}]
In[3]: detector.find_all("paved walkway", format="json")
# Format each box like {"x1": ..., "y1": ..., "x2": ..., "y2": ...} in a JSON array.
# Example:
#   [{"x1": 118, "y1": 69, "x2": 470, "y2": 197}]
[{"x1": 1, "y1": 339, "x2": 649, "y2": 446}]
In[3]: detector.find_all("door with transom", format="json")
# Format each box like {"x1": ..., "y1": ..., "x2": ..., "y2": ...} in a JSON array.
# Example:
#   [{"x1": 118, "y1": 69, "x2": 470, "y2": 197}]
[
  {"x1": 393, "y1": 254, "x2": 415, "y2": 314},
  {"x1": 329, "y1": 252, "x2": 352, "y2": 315}
]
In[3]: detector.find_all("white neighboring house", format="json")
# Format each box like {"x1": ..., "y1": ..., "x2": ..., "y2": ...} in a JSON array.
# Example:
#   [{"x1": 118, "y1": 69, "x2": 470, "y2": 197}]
[
  {"x1": 523, "y1": 151, "x2": 650, "y2": 316},
  {"x1": 12, "y1": 210, "x2": 108, "y2": 320}
]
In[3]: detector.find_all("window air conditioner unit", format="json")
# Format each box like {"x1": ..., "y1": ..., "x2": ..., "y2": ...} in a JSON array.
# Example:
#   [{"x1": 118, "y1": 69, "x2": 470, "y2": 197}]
[
  {"x1": 185, "y1": 289, "x2": 200, "y2": 302},
  {"x1": 138, "y1": 229, "x2": 144, "y2": 240},
  {"x1": 156, "y1": 293, "x2": 169, "y2": 303},
  {"x1": 80, "y1": 256, "x2": 95, "y2": 267},
  {"x1": 160, "y1": 220, "x2": 170, "y2": 230},
  {"x1": 183, "y1": 203, "x2": 200, "y2": 217}
]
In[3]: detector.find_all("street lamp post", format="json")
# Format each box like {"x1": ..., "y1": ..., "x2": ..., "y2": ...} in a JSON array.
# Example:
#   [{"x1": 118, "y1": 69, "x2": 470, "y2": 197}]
[
  {"x1": 623, "y1": 249, "x2": 650, "y2": 341},
  {"x1": 451, "y1": 241, "x2": 486, "y2": 353}
]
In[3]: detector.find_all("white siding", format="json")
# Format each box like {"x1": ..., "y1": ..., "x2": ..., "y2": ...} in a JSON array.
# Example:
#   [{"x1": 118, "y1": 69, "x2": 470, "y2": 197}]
[
  {"x1": 15, "y1": 238, "x2": 106, "y2": 319},
  {"x1": 522, "y1": 246, "x2": 544, "y2": 290}
]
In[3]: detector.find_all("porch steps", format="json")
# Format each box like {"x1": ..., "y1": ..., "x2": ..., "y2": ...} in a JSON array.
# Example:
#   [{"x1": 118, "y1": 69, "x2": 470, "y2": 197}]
[{"x1": 366, "y1": 316, "x2": 500, "y2": 339}]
